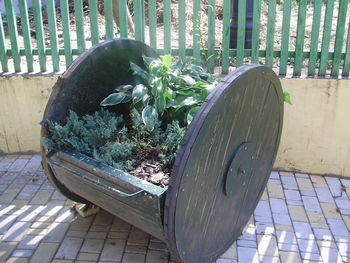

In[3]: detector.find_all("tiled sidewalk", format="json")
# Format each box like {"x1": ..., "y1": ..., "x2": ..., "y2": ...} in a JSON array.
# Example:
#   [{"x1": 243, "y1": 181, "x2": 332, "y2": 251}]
[{"x1": 0, "y1": 154, "x2": 349, "y2": 263}]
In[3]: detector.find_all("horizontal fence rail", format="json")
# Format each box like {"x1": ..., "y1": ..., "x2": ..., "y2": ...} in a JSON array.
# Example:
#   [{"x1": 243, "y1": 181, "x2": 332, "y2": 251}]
[{"x1": 0, "y1": 0, "x2": 349, "y2": 77}]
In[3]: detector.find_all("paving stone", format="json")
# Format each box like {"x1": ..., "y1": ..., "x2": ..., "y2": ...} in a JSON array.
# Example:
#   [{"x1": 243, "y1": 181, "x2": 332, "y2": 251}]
[
  {"x1": 29, "y1": 242, "x2": 59, "y2": 263},
  {"x1": 296, "y1": 178, "x2": 314, "y2": 192},
  {"x1": 300, "y1": 252, "x2": 322, "y2": 261},
  {"x1": 254, "y1": 201, "x2": 272, "y2": 218},
  {"x1": 100, "y1": 239, "x2": 126, "y2": 261},
  {"x1": 55, "y1": 237, "x2": 84, "y2": 260},
  {"x1": 29, "y1": 189, "x2": 54, "y2": 205},
  {"x1": 260, "y1": 189, "x2": 269, "y2": 201},
  {"x1": 0, "y1": 215, "x2": 17, "y2": 234},
  {"x1": 69, "y1": 216, "x2": 94, "y2": 231},
  {"x1": 145, "y1": 250, "x2": 170, "y2": 263},
  {"x1": 216, "y1": 259, "x2": 237, "y2": 263},
  {"x1": 288, "y1": 205, "x2": 308, "y2": 222},
  {"x1": 325, "y1": 177, "x2": 343, "y2": 198},
  {"x1": 279, "y1": 251, "x2": 302, "y2": 263},
  {"x1": 93, "y1": 210, "x2": 114, "y2": 225},
  {"x1": 295, "y1": 173, "x2": 309, "y2": 178},
  {"x1": 313, "y1": 228, "x2": 333, "y2": 241},
  {"x1": 337, "y1": 241, "x2": 350, "y2": 258},
  {"x1": 277, "y1": 243, "x2": 299, "y2": 252},
  {"x1": 86, "y1": 231, "x2": 107, "y2": 239},
  {"x1": 297, "y1": 239, "x2": 319, "y2": 253},
  {"x1": 0, "y1": 242, "x2": 17, "y2": 262},
  {"x1": 148, "y1": 242, "x2": 168, "y2": 252},
  {"x1": 39, "y1": 203, "x2": 64, "y2": 216},
  {"x1": 0, "y1": 162, "x2": 12, "y2": 172},
  {"x1": 267, "y1": 183, "x2": 285, "y2": 199},
  {"x1": 221, "y1": 243, "x2": 237, "y2": 259},
  {"x1": 327, "y1": 218, "x2": 349, "y2": 237},
  {"x1": 55, "y1": 208, "x2": 76, "y2": 223},
  {"x1": 17, "y1": 235, "x2": 44, "y2": 249},
  {"x1": 300, "y1": 190, "x2": 316, "y2": 197},
  {"x1": 111, "y1": 218, "x2": 132, "y2": 232},
  {"x1": 12, "y1": 249, "x2": 34, "y2": 258},
  {"x1": 274, "y1": 224, "x2": 294, "y2": 232},
  {"x1": 90, "y1": 224, "x2": 110, "y2": 232},
  {"x1": 8, "y1": 159, "x2": 29, "y2": 172},
  {"x1": 16, "y1": 185, "x2": 41, "y2": 200},
  {"x1": 6, "y1": 257, "x2": 29, "y2": 263},
  {"x1": 269, "y1": 198, "x2": 288, "y2": 215},
  {"x1": 259, "y1": 255, "x2": 281, "y2": 263},
  {"x1": 335, "y1": 198, "x2": 350, "y2": 210},
  {"x1": 280, "y1": 175, "x2": 298, "y2": 190},
  {"x1": 66, "y1": 230, "x2": 87, "y2": 238},
  {"x1": 321, "y1": 202, "x2": 342, "y2": 219},
  {"x1": 273, "y1": 213, "x2": 292, "y2": 226},
  {"x1": 0, "y1": 188, "x2": 22, "y2": 204},
  {"x1": 77, "y1": 252, "x2": 100, "y2": 261},
  {"x1": 81, "y1": 239, "x2": 104, "y2": 253},
  {"x1": 310, "y1": 175, "x2": 327, "y2": 188},
  {"x1": 315, "y1": 187, "x2": 335, "y2": 203},
  {"x1": 317, "y1": 240, "x2": 337, "y2": 248},
  {"x1": 239, "y1": 226, "x2": 256, "y2": 241},
  {"x1": 42, "y1": 222, "x2": 69, "y2": 243},
  {"x1": 293, "y1": 222, "x2": 315, "y2": 240},
  {"x1": 1, "y1": 172, "x2": 19, "y2": 182},
  {"x1": 52, "y1": 260, "x2": 74, "y2": 263},
  {"x1": 122, "y1": 253, "x2": 146, "y2": 263},
  {"x1": 307, "y1": 211, "x2": 329, "y2": 229},
  {"x1": 237, "y1": 247, "x2": 259, "y2": 263},
  {"x1": 270, "y1": 172, "x2": 280, "y2": 180},
  {"x1": 237, "y1": 239, "x2": 257, "y2": 248},
  {"x1": 343, "y1": 215, "x2": 350, "y2": 231},
  {"x1": 319, "y1": 247, "x2": 343, "y2": 263},
  {"x1": 284, "y1": 189, "x2": 301, "y2": 201},
  {"x1": 257, "y1": 235, "x2": 279, "y2": 257},
  {"x1": 125, "y1": 245, "x2": 148, "y2": 254},
  {"x1": 302, "y1": 196, "x2": 322, "y2": 213},
  {"x1": 276, "y1": 231, "x2": 297, "y2": 244},
  {"x1": 21, "y1": 155, "x2": 41, "y2": 175},
  {"x1": 127, "y1": 230, "x2": 150, "y2": 246},
  {"x1": 108, "y1": 231, "x2": 129, "y2": 239},
  {"x1": 255, "y1": 222, "x2": 275, "y2": 235},
  {"x1": 255, "y1": 215, "x2": 273, "y2": 223},
  {"x1": 2, "y1": 221, "x2": 31, "y2": 241}
]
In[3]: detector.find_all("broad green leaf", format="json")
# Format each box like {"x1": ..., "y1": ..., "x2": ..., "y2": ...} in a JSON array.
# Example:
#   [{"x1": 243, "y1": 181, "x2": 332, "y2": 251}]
[
  {"x1": 187, "y1": 106, "x2": 200, "y2": 124},
  {"x1": 100, "y1": 93, "x2": 127, "y2": 106},
  {"x1": 162, "y1": 55, "x2": 172, "y2": 68},
  {"x1": 130, "y1": 62, "x2": 148, "y2": 81},
  {"x1": 167, "y1": 96, "x2": 199, "y2": 108},
  {"x1": 122, "y1": 94, "x2": 132, "y2": 103},
  {"x1": 181, "y1": 75, "x2": 196, "y2": 85},
  {"x1": 115, "y1": 84, "x2": 133, "y2": 92},
  {"x1": 132, "y1": 84, "x2": 148, "y2": 103},
  {"x1": 283, "y1": 91, "x2": 292, "y2": 105},
  {"x1": 142, "y1": 105, "x2": 158, "y2": 130},
  {"x1": 156, "y1": 95, "x2": 166, "y2": 115},
  {"x1": 143, "y1": 56, "x2": 156, "y2": 66}
]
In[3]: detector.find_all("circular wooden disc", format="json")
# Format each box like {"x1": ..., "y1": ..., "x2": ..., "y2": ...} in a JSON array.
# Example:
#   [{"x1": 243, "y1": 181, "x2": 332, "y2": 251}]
[{"x1": 164, "y1": 65, "x2": 284, "y2": 263}]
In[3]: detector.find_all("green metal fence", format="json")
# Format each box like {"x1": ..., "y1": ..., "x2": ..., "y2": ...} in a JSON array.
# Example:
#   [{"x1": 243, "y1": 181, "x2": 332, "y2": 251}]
[{"x1": 0, "y1": 0, "x2": 350, "y2": 76}]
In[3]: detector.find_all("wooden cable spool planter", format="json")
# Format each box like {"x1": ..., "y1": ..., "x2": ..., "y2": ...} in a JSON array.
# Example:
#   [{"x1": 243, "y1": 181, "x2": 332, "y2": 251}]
[{"x1": 41, "y1": 39, "x2": 284, "y2": 263}]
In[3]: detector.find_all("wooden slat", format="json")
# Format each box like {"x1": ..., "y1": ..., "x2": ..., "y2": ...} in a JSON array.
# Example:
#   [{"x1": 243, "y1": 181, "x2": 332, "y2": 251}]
[
  {"x1": 134, "y1": 0, "x2": 145, "y2": 42},
  {"x1": 118, "y1": 0, "x2": 128, "y2": 38},
  {"x1": 343, "y1": 21, "x2": 350, "y2": 76},
  {"x1": 236, "y1": 0, "x2": 246, "y2": 67},
  {"x1": 265, "y1": 0, "x2": 276, "y2": 67},
  {"x1": 148, "y1": 0, "x2": 157, "y2": 49},
  {"x1": 293, "y1": 0, "x2": 307, "y2": 76},
  {"x1": 89, "y1": 0, "x2": 100, "y2": 45},
  {"x1": 193, "y1": 0, "x2": 201, "y2": 60},
  {"x1": 19, "y1": 0, "x2": 33, "y2": 72},
  {"x1": 32, "y1": 0, "x2": 46, "y2": 71},
  {"x1": 164, "y1": 0, "x2": 171, "y2": 54},
  {"x1": 60, "y1": 0, "x2": 73, "y2": 67},
  {"x1": 221, "y1": 0, "x2": 231, "y2": 73},
  {"x1": 207, "y1": 0, "x2": 216, "y2": 72},
  {"x1": 319, "y1": 0, "x2": 334, "y2": 76},
  {"x1": 47, "y1": 0, "x2": 60, "y2": 72},
  {"x1": 279, "y1": 0, "x2": 291, "y2": 75},
  {"x1": 4, "y1": 0, "x2": 21, "y2": 72},
  {"x1": 331, "y1": 0, "x2": 349, "y2": 76},
  {"x1": 74, "y1": 0, "x2": 86, "y2": 54},
  {"x1": 178, "y1": 0, "x2": 186, "y2": 60},
  {"x1": 251, "y1": 0, "x2": 261, "y2": 64},
  {"x1": 307, "y1": 0, "x2": 322, "y2": 76},
  {"x1": 104, "y1": 0, "x2": 114, "y2": 39},
  {"x1": 0, "y1": 13, "x2": 8, "y2": 72}
]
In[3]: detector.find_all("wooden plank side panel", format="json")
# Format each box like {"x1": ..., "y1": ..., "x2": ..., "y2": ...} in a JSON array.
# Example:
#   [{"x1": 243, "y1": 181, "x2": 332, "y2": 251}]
[
  {"x1": 164, "y1": 0, "x2": 171, "y2": 54},
  {"x1": 89, "y1": 0, "x2": 100, "y2": 45},
  {"x1": 19, "y1": 0, "x2": 34, "y2": 72},
  {"x1": 0, "y1": 10, "x2": 9, "y2": 72},
  {"x1": 60, "y1": 0, "x2": 73, "y2": 67},
  {"x1": 293, "y1": 0, "x2": 307, "y2": 76},
  {"x1": 148, "y1": 0, "x2": 157, "y2": 49},
  {"x1": 33, "y1": 0, "x2": 46, "y2": 71},
  {"x1": 265, "y1": 0, "x2": 276, "y2": 67},
  {"x1": 104, "y1": 0, "x2": 114, "y2": 39},
  {"x1": 74, "y1": 0, "x2": 86, "y2": 54},
  {"x1": 343, "y1": 20, "x2": 350, "y2": 76},
  {"x1": 221, "y1": 0, "x2": 231, "y2": 73},
  {"x1": 47, "y1": 0, "x2": 60, "y2": 72},
  {"x1": 178, "y1": 0, "x2": 186, "y2": 60},
  {"x1": 118, "y1": 0, "x2": 128, "y2": 38},
  {"x1": 207, "y1": 0, "x2": 216, "y2": 72},
  {"x1": 236, "y1": 0, "x2": 246, "y2": 66},
  {"x1": 279, "y1": 0, "x2": 292, "y2": 75},
  {"x1": 308, "y1": 0, "x2": 322, "y2": 75},
  {"x1": 193, "y1": 0, "x2": 201, "y2": 60},
  {"x1": 251, "y1": 0, "x2": 261, "y2": 64}
]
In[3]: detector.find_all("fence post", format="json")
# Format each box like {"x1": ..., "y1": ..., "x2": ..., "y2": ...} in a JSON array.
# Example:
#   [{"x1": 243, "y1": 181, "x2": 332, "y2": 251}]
[{"x1": 230, "y1": 0, "x2": 253, "y2": 49}]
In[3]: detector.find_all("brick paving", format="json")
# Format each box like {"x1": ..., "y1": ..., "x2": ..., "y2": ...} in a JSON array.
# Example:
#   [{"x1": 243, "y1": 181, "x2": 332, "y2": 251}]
[{"x1": 0, "y1": 154, "x2": 349, "y2": 263}]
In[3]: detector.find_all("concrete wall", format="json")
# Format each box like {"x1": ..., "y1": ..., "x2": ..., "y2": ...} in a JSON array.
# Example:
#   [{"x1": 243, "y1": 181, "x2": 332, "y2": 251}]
[{"x1": 0, "y1": 74, "x2": 349, "y2": 177}]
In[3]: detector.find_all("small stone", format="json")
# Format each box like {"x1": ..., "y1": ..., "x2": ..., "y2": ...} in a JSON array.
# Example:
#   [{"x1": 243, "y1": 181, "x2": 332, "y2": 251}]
[{"x1": 149, "y1": 172, "x2": 164, "y2": 184}]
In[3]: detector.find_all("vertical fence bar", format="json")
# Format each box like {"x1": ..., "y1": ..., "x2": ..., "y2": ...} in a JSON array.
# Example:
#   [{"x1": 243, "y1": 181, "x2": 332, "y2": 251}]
[
  {"x1": 119, "y1": 0, "x2": 128, "y2": 38},
  {"x1": 319, "y1": 0, "x2": 334, "y2": 76},
  {"x1": 236, "y1": 0, "x2": 246, "y2": 67},
  {"x1": 331, "y1": 0, "x2": 348, "y2": 76},
  {"x1": 33, "y1": 0, "x2": 46, "y2": 71},
  {"x1": 19, "y1": 0, "x2": 33, "y2": 72},
  {"x1": 89, "y1": 0, "x2": 99, "y2": 45},
  {"x1": 4, "y1": 0, "x2": 21, "y2": 72},
  {"x1": 47, "y1": 0, "x2": 60, "y2": 72},
  {"x1": 61, "y1": 0, "x2": 73, "y2": 67},
  {"x1": 265, "y1": 0, "x2": 276, "y2": 67},
  {"x1": 343, "y1": 21, "x2": 350, "y2": 76},
  {"x1": 251, "y1": 0, "x2": 261, "y2": 64},
  {"x1": 279, "y1": 0, "x2": 291, "y2": 75},
  {"x1": 104, "y1": 0, "x2": 114, "y2": 39},
  {"x1": 207, "y1": 0, "x2": 216, "y2": 72},
  {"x1": 222, "y1": 0, "x2": 231, "y2": 73},
  {"x1": 163, "y1": 0, "x2": 171, "y2": 54},
  {"x1": 293, "y1": 0, "x2": 307, "y2": 76},
  {"x1": 0, "y1": 13, "x2": 8, "y2": 72},
  {"x1": 178, "y1": 0, "x2": 186, "y2": 60},
  {"x1": 74, "y1": 0, "x2": 86, "y2": 54},
  {"x1": 148, "y1": 0, "x2": 157, "y2": 49},
  {"x1": 308, "y1": 0, "x2": 322, "y2": 76},
  {"x1": 193, "y1": 0, "x2": 201, "y2": 60},
  {"x1": 134, "y1": 0, "x2": 145, "y2": 42}
]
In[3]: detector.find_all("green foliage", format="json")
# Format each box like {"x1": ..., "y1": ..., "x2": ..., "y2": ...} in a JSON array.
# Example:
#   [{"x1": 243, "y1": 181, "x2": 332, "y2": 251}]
[
  {"x1": 100, "y1": 55, "x2": 218, "y2": 128},
  {"x1": 283, "y1": 91, "x2": 292, "y2": 105}
]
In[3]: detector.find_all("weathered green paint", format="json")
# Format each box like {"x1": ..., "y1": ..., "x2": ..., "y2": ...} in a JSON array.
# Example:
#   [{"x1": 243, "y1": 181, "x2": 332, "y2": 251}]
[
  {"x1": 236, "y1": 0, "x2": 246, "y2": 66},
  {"x1": 4, "y1": 0, "x2": 21, "y2": 72},
  {"x1": 19, "y1": 0, "x2": 34, "y2": 72},
  {"x1": 74, "y1": 0, "x2": 86, "y2": 54},
  {"x1": 221, "y1": 0, "x2": 231, "y2": 73},
  {"x1": 104, "y1": 0, "x2": 114, "y2": 39},
  {"x1": 319, "y1": 0, "x2": 334, "y2": 76},
  {"x1": 343, "y1": 21, "x2": 350, "y2": 76},
  {"x1": 308, "y1": 0, "x2": 322, "y2": 76},
  {"x1": 148, "y1": 0, "x2": 157, "y2": 49},
  {"x1": 279, "y1": 0, "x2": 291, "y2": 75},
  {"x1": 89, "y1": 0, "x2": 100, "y2": 45},
  {"x1": 163, "y1": 0, "x2": 171, "y2": 54},
  {"x1": 178, "y1": 0, "x2": 186, "y2": 61},
  {"x1": 193, "y1": 0, "x2": 201, "y2": 61},
  {"x1": 265, "y1": 0, "x2": 276, "y2": 67},
  {"x1": 293, "y1": 0, "x2": 307, "y2": 76},
  {"x1": 0, "y1": 10, "x2": 9, "y2": 72},
  {"x1": 251, "y1": 0, "x2": 261, "y2": 64},
  {"x1": 32, "y1": 0, "x2": 46, "y2": 71},
  {"x1": 118, "y1": 0, "x2": 128, "y2": 38},
  {"x1": 331, "y1": 0, "x2": 349, "y2": 76},
  {"x1": 134, "y1": 0, "x2": 145, "y2": 42},
  {"x1": 47, "y1": 0, "x2": 60, "y2": 72},
  {"x1": 207, "y1": 0, "x2": 216, "y2": 73},
  {"x1": 60, "y1": 0, "x2": 73, "y2": 67}
]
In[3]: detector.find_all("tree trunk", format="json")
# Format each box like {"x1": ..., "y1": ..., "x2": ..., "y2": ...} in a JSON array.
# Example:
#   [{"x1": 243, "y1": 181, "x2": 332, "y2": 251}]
[{"x1": 112, "y1": 0, "x2": 135, "y2": 34}]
